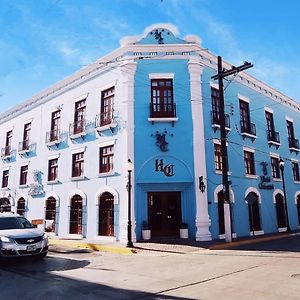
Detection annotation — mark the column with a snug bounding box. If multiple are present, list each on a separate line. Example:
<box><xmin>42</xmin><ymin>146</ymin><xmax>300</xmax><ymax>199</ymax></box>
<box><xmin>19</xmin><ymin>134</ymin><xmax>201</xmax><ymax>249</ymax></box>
<box><xmin>120</xmin><ymin>59</ymin><xmax>137</xmax><ymax>242</ymax></box>
<box><xmin>188</xmin><ymin>56</ymin><xmax>212</xmax><ymax>241</ymax></box>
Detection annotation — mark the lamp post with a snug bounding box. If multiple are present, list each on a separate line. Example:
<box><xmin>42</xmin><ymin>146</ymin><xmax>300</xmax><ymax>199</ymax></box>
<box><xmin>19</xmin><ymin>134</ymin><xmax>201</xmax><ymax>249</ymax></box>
<box><xmin>126</xmin><ymin>159</ymin><xmax>134</xmax><ymax>248</ymax></box>
<box><xmin>279</xmin><ymin>159</ymin><xmax>291</xmax><ymax>232</ymax></box>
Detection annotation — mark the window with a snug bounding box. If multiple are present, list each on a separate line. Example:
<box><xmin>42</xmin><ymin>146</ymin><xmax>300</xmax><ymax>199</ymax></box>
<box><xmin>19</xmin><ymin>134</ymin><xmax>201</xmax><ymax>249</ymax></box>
<box><xmin>211</xmin><ymin>87</ymin><xmax>221</xmax><ymax>124</ymax></box>
<box><xmin>72</xmin><ymin>100</ymin><xmax>86</xmax><ymax>134</ymax></box>
<box><xmin>265</xmin><ymin>111</ymin><xmax>279</xmax><ymax>143</ymax></box>
<box><xmin>214</xmin><ymin>144</ymin><xmax>223</xmax><ymax>171</ymax></box>
<box><xmin>239</xmin><ymin>99</ymin><xmax>255</xmax><ymax>135</ymax></box>
<box><xmin>244</xmin><ymin>151</ymin><xmax>256</xmax><ymax>175</ymax></box>
<box><xmin>48</xmin><ymin>158</ymin><xmax>58</xmax><ymax>181</ymax></box>
<box><xmin>4</xmin><ymin>130</ymin><xmax>12</xmax><ymax>156</ymax></box>
<box><xmin>99</xmin><ymin>145</ymin><xmax>114</xmax><ymax>173</ymax></box>
<box><xmin>150</xmin><ymin>79</ymin><xmax>175</xmax><ymax>118</ymax></box>
<box><xmin>72</xmin><ymin>152</ymin><xmax>84</xmax><ymax>177</ymax></box>
<box><xmin>287</xmin><ymin>120</ymin><xmax>299</xmax><ymax>149</ymax></box>
<box><xmin>100</xmin><ymin>87</ymin><xmax>114</xmax><ymax>126</ymax></box>
<box><xmin>20</xmin><ymin>165</ymin><xmax>28</xmax><ymax>185</ymax></box>
<box><xmin>2</xmin><ymin>170</ymin><xmax>9</xmax><ymax>188</ymax></box>
<box><xmin>17</xmin><ymin>199</ymin><xmax>25</xmax><ymax>216</ymax></box>
<box><xmin>271</xmin><ymin>157</ymin><xmax>280</xmax><ymax>179</ymax></box>
<box><xmin>49</xmin><ymin>110</ymin><xmax>61</xmax><ymax>142</ymax></box>
<box><xmin>292</xmin><ymin>161</ymin><xmax>300</xmax><ymax>181</ymax></box>
<box><xmin>21</xmin><ymin>123</ymin><xmax>31</xmax><ymax>150</ymax></box>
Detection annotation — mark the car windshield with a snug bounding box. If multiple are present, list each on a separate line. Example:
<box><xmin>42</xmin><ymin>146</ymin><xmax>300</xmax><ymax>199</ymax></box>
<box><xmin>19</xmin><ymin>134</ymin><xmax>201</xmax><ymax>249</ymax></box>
<box><xmin>0</xmin><ymin>217</ymin><xmax>34</xmax><ymax>230</ymax></box>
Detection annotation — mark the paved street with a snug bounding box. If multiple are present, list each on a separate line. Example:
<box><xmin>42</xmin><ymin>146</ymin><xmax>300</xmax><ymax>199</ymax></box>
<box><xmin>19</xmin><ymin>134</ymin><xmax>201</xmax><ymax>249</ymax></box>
<box><xmin>0</xmin><ymin>236</ymin><xmax>300</xmax><ymax>300</ymax></box>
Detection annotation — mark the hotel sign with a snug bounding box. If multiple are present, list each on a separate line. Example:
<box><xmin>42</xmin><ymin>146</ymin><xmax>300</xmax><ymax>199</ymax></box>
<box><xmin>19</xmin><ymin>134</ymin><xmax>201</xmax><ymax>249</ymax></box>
<box><xmin>155</xmin><ymin>159</ymin><xmax>175</xmax><ymax>177</ymax></box>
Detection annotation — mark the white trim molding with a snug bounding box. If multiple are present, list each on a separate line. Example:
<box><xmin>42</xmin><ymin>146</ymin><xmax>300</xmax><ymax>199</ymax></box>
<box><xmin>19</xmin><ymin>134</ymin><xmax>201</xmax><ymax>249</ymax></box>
<box><xmin>238</xmin><ymin>94</ymin><xmax>250</xmax><ymax>103</ymax></box>
<box><xmin>95</xmin><ymin>186</ymin><xmax>119</xmax><ymax>205</ymax></box>
<box><xmin>214</xmin><ymin>184</ymin><xmax>235</xmax><ymax>203</ymax></box>
<box><xmin>245</xmin><ymin>187</ymin><xmax>261</xmax><ymax>204</ymax></box>
<box><xmin>273</xmin><ymin>189</ymin><xmax>284</xmax><ymax>203</ymax></box>
<box><xmin>149</xmin><ymin>73</ymin><xmax>174</xmax><ymax>79</ymax></box>
<box><xmin>68</xmin><ymin>189</ymin><xmax>87</xmax><ymax>206</ymax></box>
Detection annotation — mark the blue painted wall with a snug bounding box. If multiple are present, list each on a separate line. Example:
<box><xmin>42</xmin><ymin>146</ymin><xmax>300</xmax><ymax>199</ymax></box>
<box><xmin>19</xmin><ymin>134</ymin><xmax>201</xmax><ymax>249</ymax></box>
<box><xmin>202</xmin><ymin>66</ymin><xmax>300</xmax><ymax>239</ymax></box>
<box><xmin>133</xmin><ymin>58</ymin><xmax>197</xmax><ymax>239</ymax></box>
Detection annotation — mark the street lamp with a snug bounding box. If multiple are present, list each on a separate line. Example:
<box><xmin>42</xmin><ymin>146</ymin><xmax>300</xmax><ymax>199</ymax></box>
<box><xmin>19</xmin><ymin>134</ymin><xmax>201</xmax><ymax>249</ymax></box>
<box><xmin>126</xmin><ymin>158</ymin><xmax>134</xmax><ymax>248</ymax></box>
<box><xmin>279</xmin><ymin>159</ymin><xmax>291</xmax><ymax>232</ymax></box>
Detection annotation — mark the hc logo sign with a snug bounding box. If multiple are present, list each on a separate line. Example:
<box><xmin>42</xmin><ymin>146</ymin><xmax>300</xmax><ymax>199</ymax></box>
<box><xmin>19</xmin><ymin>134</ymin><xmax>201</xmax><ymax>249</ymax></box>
<box><xmin>155</xmin><ymin>159</ymin><xmax>175</xmax><ymax>177</ymax></box>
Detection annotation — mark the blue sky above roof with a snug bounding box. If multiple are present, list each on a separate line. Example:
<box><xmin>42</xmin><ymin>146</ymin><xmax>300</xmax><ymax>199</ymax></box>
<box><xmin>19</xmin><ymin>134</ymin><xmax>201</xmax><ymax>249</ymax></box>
<box><xmin>0</xmin><ymin>0</ymin><xmax>300</xmax><ymax>112</ymax></box>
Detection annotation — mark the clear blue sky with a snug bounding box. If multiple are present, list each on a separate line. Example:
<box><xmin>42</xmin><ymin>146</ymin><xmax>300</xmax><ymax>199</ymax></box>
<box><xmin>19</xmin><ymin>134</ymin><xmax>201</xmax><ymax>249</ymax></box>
<box><xmin>1</xmin><ymin>0</ymin><xmax>300</xmax><ymax>113</ymax></box>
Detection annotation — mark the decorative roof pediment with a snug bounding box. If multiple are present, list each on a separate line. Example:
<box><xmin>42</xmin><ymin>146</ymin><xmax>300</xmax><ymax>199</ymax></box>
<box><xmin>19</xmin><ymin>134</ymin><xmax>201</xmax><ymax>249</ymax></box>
<box><xmin>120</xmin><ymin>23</ymin><xmax>186</xmax><ymax>46</ymax></box>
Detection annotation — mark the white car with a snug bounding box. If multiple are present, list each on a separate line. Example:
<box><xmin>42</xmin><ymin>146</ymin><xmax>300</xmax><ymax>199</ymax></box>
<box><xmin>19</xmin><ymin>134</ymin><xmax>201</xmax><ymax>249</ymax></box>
<box><xmin>0</xmin><ymin>212</ymin><xmax>48</xmax><ymax>259</ymax></box>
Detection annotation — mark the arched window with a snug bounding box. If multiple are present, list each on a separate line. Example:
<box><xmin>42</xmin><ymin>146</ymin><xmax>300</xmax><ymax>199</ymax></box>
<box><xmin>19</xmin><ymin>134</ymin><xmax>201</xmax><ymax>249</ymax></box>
<box><xmin>217</xmin><ymin>191</ymin><xmax>225</xmax><ymax>235</ymax></box>
<box><xmin>275</xmin><ymin>193</ymin><xmax>286</xmax><ymax>229</ymax></box>
<box><xmin>45</xmin><ymin>197</ymin><xmax>56</xmax><ymax>232</ymax></box>
<box><xmin>98</xmin><ymin>192</ymin><xmax>114</xmax><ymax>236</ymax></box>
<box><xmin>17</xmin><ymin>198</ymin><xmax>25</xmax><ymax>216</ymax></box>
<box><xmin>247</xmin><ymin>192</ymin><xmax>262</xmax><ymax>232</ymax></box>
<box><xmin>69</xmin><ymin>195</ymin><xmax>82</xmax><ymax>234</ymax></box>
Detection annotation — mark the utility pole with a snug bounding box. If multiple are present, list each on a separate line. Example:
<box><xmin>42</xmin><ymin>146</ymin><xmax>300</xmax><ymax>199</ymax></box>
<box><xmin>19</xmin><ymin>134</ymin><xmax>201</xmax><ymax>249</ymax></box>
<box><xmin>212</xmin><ymin>56</ymin><xmax>253</xmax><ymax>242</ymax></box>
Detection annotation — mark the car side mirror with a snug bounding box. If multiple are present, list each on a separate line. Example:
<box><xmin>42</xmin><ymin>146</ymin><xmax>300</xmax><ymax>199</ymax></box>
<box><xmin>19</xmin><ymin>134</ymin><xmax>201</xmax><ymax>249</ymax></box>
<box><xmin>32</xmin><ymin>224</ymin><xmax>38</xmax><ymax>228</ymax></box>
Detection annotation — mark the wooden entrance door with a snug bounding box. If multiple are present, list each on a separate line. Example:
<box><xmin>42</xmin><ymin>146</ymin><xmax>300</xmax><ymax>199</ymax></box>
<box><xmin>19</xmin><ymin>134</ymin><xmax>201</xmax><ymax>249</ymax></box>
<box><xmin>148</xmin><ymin>192</ymin><xmax>181</xmax><ymax>237</ymax></box>
<box><xmin>69</xmin><ymin>195</ymin><xmax>82</xmax><ymax>234</ymax></box>
<box><xmin>98</xmin><ymin>192</ymin><xmax>114</xmax><ymax>236</ymax></box>
<box><xmin>45</xmin><ymin>197</ymin><xmax>56</xmax><ymax>232</ymax></box>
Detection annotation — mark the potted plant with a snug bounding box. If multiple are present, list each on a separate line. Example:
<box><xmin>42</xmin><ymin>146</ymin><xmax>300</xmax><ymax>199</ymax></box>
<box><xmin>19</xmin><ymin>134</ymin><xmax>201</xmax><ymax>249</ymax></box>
<box><xmin>142</xmin><ymin>221</ymin><xmax>151</xmax><ymax>240</ymax></box>
<box><xmin>179</xmin><ymin>222</ymin><xmax>189</xmax><ymax>239</ymax></box>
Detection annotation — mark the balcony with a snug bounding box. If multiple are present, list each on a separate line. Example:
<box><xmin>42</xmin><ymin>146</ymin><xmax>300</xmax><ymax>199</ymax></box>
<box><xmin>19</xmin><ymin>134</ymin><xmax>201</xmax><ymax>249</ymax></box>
<box><xmin>148</xmin><ymin>103</ymin><xmax>178</xmax><ymax>125</ymax></box>
<box><xmin>1</xmin><ymin>146</ymin><xmax>13</xmax><ymax>160</ymax></box>
<box><xmin>289</xmin><ymin>137</ymin><xmax>300</xmax><ymax>152</ymax></box>
<box><xmin>211</xmin><ymin>110</ymin><xmax>230</xmax><ymax>132</ymax></box>
<box><xmin>240</xmin><ymin>120</ymin><xmax>256</xmax><ymax>141</ymax></box>
<box><xmin>69</xmin><ymin>120</ymin><xmax>86</xmax><ymax>139</ymax></box>
<box><xmin>95</xmin><ymin>112</ymin><xmax>117</xmax><ymax>133</ymax></box>
<box><xmin>45</xmin><ymin>129</ymin><xmax>62</xmax><ymax>147</ymax></box>
<box><xmin>18</xmin><ymin>139</ymin><xmax>31</xmax><ymax>155</ymax></box>
<box><xmin>267</xmin><ymin>129</ymin><xmax>280</xmax><ymax>148</ymax></box>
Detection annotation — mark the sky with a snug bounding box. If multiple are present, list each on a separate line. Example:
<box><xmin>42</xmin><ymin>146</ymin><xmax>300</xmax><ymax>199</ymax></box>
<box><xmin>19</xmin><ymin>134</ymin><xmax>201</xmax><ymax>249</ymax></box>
<box><xmin>1</xmin><ymin>0</ymin><xmax>300</xmax><ymax>113</ymax></box>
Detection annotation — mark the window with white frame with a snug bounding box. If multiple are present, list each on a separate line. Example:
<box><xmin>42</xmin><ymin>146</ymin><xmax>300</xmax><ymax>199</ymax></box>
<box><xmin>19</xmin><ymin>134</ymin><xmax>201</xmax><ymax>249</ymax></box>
<box><xmin>214</xmin><ymin>143</ymin><xmax>223</xmax><ymax>171</ymax></box>
<box><xmin>244</xmin><ymin>150</ymin><xmax>256</xmax><ymax>175</ymax></box>
<box><xmin>72</xmin><ymin>152</ymin><xmax>84</xmax><ymax>178</ymax></box>
<box><xmin>99</xmin><ymin>145</ymin><xmax>114</xmax><ymax>173</ymax></box>
<box><xmin>271</xmin><ymin>156</ymin><xmax>280</xmax><ymax>179</ymax></box>
<box><xmin>48</xmin><ymin>158</ymin><xmax>58</xmax><ymax>181</ymax></box>
<box><xmin>2</xmin><ymin>170</ymin><xmax>9</xmax><ymax>188</ymax></box>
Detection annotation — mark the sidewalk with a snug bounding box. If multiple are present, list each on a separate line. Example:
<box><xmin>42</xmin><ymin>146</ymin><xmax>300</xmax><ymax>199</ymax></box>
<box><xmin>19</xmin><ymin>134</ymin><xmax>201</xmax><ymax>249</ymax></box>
<box><xmin>48</xmin><ymin>231</ymin><xmax>299</xmax><ymax>255</ymax></box>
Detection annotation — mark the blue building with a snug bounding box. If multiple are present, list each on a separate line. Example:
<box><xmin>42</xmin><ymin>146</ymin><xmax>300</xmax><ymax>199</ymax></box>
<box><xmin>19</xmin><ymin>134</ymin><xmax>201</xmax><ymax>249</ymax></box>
<box><xmin>0</xmin><ymin>24</ymin><xmax>299</xmax><ymax>242</ymax></box>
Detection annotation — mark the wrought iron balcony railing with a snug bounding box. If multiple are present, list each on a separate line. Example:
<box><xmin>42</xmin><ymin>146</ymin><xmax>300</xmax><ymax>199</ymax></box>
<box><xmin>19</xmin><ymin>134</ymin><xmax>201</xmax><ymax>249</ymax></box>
<box><xmin>211</xmin><ymin>110</ymin><xmax>230</xmax><ymax>128</ymax></box>
<box><xmin>267</xmin><ymin>129</ymin><xmax>280</xmax><ymax>144</ymax></box>
<box><xmin>46</xmin><ymin>129</ymin><xmax>61</xmax><ymax>145</ymax></box>
<box><xmin>289</xmin><ymin>137</ymin><xmax>300</xmax><ymax>150</ymax></box>
<box><xmin>240</xmin><ymin>120</ymin><xmax>256</xmax><ymax>136</ymax></box>
<box><xmin>1</xmin><ymin>146</ymin><xmax>12</xmax><ymax>158</ymax></box>
<box><xmin>69</xmin><ymin>120</ymin><xmax>86</xmax><ymax>137</ymax></box>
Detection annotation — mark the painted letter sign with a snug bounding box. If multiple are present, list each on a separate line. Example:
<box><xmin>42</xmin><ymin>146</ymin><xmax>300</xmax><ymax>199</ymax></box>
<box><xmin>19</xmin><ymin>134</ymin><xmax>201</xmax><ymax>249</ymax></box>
<box><xmin>155</xmin><ymin>159</ymin><xmax>175</xmax><ymax>177</ymax></box>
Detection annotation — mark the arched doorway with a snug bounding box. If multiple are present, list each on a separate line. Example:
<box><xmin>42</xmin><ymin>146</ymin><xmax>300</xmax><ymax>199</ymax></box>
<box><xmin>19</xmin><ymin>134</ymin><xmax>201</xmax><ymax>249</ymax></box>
<box><xmin>246</xmin><ymin>192</ymin><xmax>262</xmax><ymax>232</ymax></box>
<box><xmin>45</xmin><ymin>197</ymin><xmax>56</xmax><ymax>232</ymax></box>
<box><xmin>17</xmin><ymin>198</ymin><xmax>25</xmax><ymax>216</ymax></box>
<box><xmin>275</xmin><ymin>193</ymin><xmax>286</xmax><ymax>229</ymax></box>
<box><xmin>217</xmin><ymin>191</ymin><xmax>225</xmax><ymax>235</ymax></box>
<box><xmin>296</xmin><ymin>195</ymin><xmax>300</xmax><ymax>226</ymax></box>
<box><xmin>98</xmin><ymin>192</ymin><xmax>114</xmax><ymax>236</ymax></box>
<box><xmin>69</xmin><ymin>195</ymin><xmax>82</xmax><ymax>234</ymax></box>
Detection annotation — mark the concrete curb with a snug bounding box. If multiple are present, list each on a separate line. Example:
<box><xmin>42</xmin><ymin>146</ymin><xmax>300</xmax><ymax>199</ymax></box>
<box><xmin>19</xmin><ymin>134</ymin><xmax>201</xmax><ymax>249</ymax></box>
<box><xmin>208</xmin><ymin>232</ymin><xmax>293</xmax><ymax>250</ymax></box>
<box><xmin>49</xmin><ymin>238</ymin><xmax>136</xmax><ymax>255</ymax></box>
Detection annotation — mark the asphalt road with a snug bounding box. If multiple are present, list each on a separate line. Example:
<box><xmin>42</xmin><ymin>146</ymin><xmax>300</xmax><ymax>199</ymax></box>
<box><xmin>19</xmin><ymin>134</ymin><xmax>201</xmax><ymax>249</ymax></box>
<box><xmin>0</xmin><ymin>235</ymin><xmax>299</xmax><ymax>300</ymax></box>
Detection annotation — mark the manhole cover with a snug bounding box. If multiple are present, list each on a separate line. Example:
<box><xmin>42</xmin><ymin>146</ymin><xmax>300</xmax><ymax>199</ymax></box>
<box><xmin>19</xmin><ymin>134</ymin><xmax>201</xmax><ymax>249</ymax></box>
<box><xmin>291</xmin><ymin>274</ymin><xmax>300</xmax><ymax>279</ymax></box>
